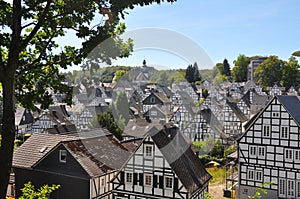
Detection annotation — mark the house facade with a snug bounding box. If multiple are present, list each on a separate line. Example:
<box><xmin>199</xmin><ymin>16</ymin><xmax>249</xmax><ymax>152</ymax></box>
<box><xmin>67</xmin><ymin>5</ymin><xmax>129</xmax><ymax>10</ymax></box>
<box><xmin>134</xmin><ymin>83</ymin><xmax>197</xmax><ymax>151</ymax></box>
<box><xmin>238</xmin><ymin>95</ymin><xmax>300</xmax><ymax>199</ymax></box>
<box><xmin>112</xmin><ymin>124</ymin><xmax>211</xmax><ymax>199</ymax></box>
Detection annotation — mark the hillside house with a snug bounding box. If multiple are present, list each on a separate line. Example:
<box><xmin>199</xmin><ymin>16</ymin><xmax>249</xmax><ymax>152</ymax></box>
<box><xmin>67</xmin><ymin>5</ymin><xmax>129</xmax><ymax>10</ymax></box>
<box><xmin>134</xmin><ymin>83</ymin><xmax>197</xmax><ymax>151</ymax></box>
<box><xmin>238</xmin><ymin>95</ymin><xmax>300</xmax><ymax>199</ymax></box>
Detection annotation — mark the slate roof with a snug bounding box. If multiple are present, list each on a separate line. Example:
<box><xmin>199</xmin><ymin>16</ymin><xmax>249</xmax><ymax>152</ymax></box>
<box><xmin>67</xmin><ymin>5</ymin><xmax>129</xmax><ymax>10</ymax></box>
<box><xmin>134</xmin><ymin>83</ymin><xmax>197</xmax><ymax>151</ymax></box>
<box><xmin>149</xmin><ymin>124</ymin><xmax>212</xmax><ymax>195</ymax></box>
<box><xmin>226</xmin><ymin>99</ymin><xmax>248</xmax><ymax>123</ymax></box>
<box><xmin>277</xmin><ymin>95</ymin><xmax>300</xmax><ymax>126</ymax></box>
<box><xmin>13</xmin><ymin>133</ymin><xmax>78</xmax><ymax>169</ymax></box>
<box><xmin>15</xmin><ymin>108</ymin><xmax>34</xmax><ymax>126</ymax></box>
<box><xmin>13</xmin><ymin>129</ymin><xmax>132</xmax><ymax>178</ymax></box>
<box><xmin>64</xmin><ymin>132</ymin><xmax>131</xmax><ymax>177</ymax></box>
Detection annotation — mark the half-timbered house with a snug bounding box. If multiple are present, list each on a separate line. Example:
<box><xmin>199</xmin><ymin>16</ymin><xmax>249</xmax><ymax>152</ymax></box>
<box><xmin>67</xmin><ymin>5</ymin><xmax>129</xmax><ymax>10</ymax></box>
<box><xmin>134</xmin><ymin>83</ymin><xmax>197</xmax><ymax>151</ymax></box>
<box><xmin>238</xmin><ymin>95</ymin><xmax>300</xmax><ymax>199</ymax></box>
<box><xmin>112</xmin><ymin>124</ymin><xmax>211</xmax><ymax>199</ymax></box>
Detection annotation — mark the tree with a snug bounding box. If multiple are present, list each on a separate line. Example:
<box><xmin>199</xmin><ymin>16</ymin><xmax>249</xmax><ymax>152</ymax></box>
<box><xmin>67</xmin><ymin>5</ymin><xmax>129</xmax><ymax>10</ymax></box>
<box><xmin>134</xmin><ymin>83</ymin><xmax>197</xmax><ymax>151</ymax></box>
<box><xmin>232</xmin><ymin>54</ymin><xmax>250</xmax><ymax>82</ymax></box>
<box><xmin>113</xmin><ymin>70</ymin><xmax>127</xmax><ymax>82</ymax></box>
<box><xmin>254</xmin><ymin>56</ymin><xmax>284</xmax><ymax>88</ymax></box>
<box><xmin>0</xmin><ymin>0</ymin><xmax>176</xmax><ymax>197</ymax></box>
<box><xmin>223</xmin><ymin>58</ymin><xmax>231</xmax><ymax>77</ymax></box>
<box><xmin>18</xmin><ymin>182</ymin><xmax>60</xmax><ymax>199</ymax></box>
<box><xmin>185</xmin><ymin>64</ymin><xmax>194</xmax><ymax>83</ymax></box>
<box><xmin>281</xmin><ymin>56</ymin><xmax>300</xmax><ymax>89</ymax></box>
<box><xmin>185</xmin><ymin>62</ymin><xmax>201</xmax><ymax>83</ymax></box>
<box><xmin>91</xmin><ymin>111</ymin><xmax>123</xmax><ymax>140</ymax></box>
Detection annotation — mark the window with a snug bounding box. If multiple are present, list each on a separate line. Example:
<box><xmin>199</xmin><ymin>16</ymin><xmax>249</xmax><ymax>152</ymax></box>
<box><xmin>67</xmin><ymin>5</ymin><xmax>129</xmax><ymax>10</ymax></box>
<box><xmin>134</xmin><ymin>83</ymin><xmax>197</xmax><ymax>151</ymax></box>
<box><xmin>248</xmin><ymin>170</ymin><xmax>254</xmax><ymax>180</ymax></box>
<box><xmin>256</xmin><ymin>171</ymin><xmax>263</xmax><ymax>182</ymax></box>
<box><xmin>101</xmin><ymin>178</ymin><xmax>105</xmax><ymax>186</ymax></box>
<box><xmin>295</xmin><ymin>150</ymin><xmax>300</xmax><ymax>162</ymax></box>
<box><xmin>150</xmin><ymin>97</ymin><xmax>156</xmax><ymax>103</ymax></box>
<box><xmin>150</xmin><ymin>111</ymin><xmax>157</xmax><ymax>116</ymax></box>
<box><xmin>144</xmin><ymin>174</ymin><xmax>152</xmax><ymax>186</ymax></box>
<box><xmin>257</xmin><ymin>146</ymin><xmax>265</xmax><ymax>158</ymax></box>
<box><xmin>297</xmin><ymin>181</ymin><xmax>300</xmax><ymax>198</ymax></box>
<box><xmin>272</xmin><ymin>112</ymin><xmax>279</xmax><ymax>117</ymax></box>
<box><xmin>249</xmin><ymin>146</ymin><xmax>256</xmax><ymax>157</ymax></box>
<box><xmin>126</xmin><ymin>173</ymin><xmax>133</xmax><ymax>183</ymax></box>
<box><xmin>285</xmin><ymin>149</ymin><xmax>293</xmax><ymax>161</ymax></box>
<box><xmin>263</xmin><ymin>125</ymin><xmax>270</xmax><ymax>137</ymax></box>
<box><xmin>281</xmin><ymin>126</ymin><xmax>289</xmax><ymax>139</ymax></box>
<box><xmin>279</xmin><ymin>179</ymin><xmax>286</xmax><ymax>197</ymax></box>
<box><xmin>287</xmin><ymin>180</ymin><xmax>295</xmax><ymax>197</ymax></box>
<box><xmin>165</xmin><ymin>176</ymin><xmax>173</xmax><ymax>189</ymax></box>
<box><xmin>59</xmin><ymin>150</ymin><xmax>67</xmax><ymax>163</ymax></box>
<box><xmin>145</xmin><ymin>145</ymin><xmax>153</xmax><ymax>158</ymax></box>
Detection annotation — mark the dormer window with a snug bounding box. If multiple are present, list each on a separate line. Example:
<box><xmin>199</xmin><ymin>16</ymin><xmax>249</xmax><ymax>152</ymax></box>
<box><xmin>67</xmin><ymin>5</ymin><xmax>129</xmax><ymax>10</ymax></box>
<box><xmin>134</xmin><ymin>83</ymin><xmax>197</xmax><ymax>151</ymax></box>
<box><xmin>59</xmin><ymin>150</ymin><xmax>67</xmax><ymax>163</ymax></box>
<box><xmin>150</xmin><ymin>96</ymin><xmax>156</xmax><ymax>103</ymax></box>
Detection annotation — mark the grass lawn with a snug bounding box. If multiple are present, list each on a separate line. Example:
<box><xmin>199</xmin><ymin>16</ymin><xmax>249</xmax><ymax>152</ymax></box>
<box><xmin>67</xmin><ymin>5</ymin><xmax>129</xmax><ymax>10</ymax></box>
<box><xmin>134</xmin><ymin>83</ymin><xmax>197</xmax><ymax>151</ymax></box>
<box><xmin>207</xmin><ymin>167</ymin><xmax>226</xmax><ymax>185</ymax></box>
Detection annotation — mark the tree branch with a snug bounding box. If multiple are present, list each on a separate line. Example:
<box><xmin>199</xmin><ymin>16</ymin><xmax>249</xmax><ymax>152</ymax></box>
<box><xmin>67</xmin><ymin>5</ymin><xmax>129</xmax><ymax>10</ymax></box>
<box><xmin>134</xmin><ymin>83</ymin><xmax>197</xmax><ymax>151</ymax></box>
<box><xmin>20</xmin><ymin>0</ymin><xmax>51</xmax><ymax>51</ymax></box>
<box><xmin>16</xmin><ymin>29</ymin><xmax>58</xmax><ymax>79</ymax></box>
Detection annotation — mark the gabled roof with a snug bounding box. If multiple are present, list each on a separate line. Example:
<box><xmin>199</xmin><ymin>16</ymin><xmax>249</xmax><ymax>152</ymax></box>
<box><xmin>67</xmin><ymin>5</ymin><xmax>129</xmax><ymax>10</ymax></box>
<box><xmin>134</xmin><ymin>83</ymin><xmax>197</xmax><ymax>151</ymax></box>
<box><xmin>13</xmin><ymin>133</ymin><xmax>78</xmax><ymax>169</ymax></box>
<box><xmin>13</xmin><ymin>129</ymin><xmax>132</xmax><ymax>178</ymax></box>
<box><xmin>239</xmin><ymin>95</ymin><xmax>300</xmax><ymax>141</ymax></box>
<box><xmin>64</xmin><ymin>132</ymin><xmax>131</xmax><ymax>177</ymax></box>
<box><xmin>226</xmin><ymin>99</ymin><xmax>248</xmax><ymax>123</ymax></box>
<box><xmin>15</xmin><ymin>108</ymin><xmax>34</xmax><ymax>126</ymax></box>
<box><xmin>277</xmin><ymin>95</ymin><xmax>300</xmax><ymax>126</ymax></box>
<box><xmin>149</xmin><ymin>124</ymin><xmax>212</xmax><ymax>195</ymax></box>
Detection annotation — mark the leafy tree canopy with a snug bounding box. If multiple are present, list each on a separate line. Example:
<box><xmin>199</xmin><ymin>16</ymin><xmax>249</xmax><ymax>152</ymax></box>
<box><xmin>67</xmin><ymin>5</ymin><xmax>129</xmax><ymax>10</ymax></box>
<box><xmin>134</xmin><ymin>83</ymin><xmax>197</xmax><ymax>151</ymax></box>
<box><xmin>232</xmin><ymin>54</ymin><xmax>250</xmax><ymax>82</ymax></box>
<box><xmin>0</xmin><ymin>0</ymin><xmax>176</xmax><ymax>197</ymax></box>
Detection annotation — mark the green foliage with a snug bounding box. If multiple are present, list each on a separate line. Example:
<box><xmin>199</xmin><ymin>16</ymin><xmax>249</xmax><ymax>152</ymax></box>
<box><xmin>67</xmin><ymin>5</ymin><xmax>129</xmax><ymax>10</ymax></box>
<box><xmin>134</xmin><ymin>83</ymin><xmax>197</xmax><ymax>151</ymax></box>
<box><xmin>223</xmin><ymin>58</ymin><xmax>231</xmax><ymax>77</ymax></box>
<box><xmin>185</xmin><ymin>62</ymin><xmax>201</xmax><ymax>83</ymax></box>
<box><xmin>224</xmin><ymin>145</ymin><xmax>237</xmax><ymax>157</ymax></box>
<box><xmin>232</xmin><ymin>54</ymin><xmax>250</xmax><ymax>82</ymax></box>
<box><xmin>254</xmin><ymin>56</ymin><xmax>284</xmax><ymax>88</ymax></box>
<box><xmin>248</xmin><ymin>182</ymin><xmax>274</xmax><ymax>199</ymax></box>
<box><xmin>92</xmin><ymin>111</ymin><xmax>123</xmax><ymax>140</ymax></box>
<box><xmin>206</xmin><ymin>167</ymin><xmax>226</xmax><ymax>185</ymax></box>
<box><xmin>150</xmin><ymin>70</ymin><xmax>185</xmax><ymax>86</ymax></box>
<box><xmin>281</xmin><ymin>56</ymin><xmax>300</xmax><ymax>89</ymax></box>
<box><xmin>18</xmin><ymin>182</ymin><xmax>60</xmax><ymax>199</ymax></box>
<box><xmin>202</xmin><ymin>88</ymin><xmax>209</xmax><ymax>99</ymax></box>
<box><xmin>209</xmin><ymin>139</ymin><xmax>224</xmax><ymax>158</ymax></box>
<box><xmin>195</xmin><ymin>98</ymin><xmax>205</xmax><ymax>106</ymax></box>
<box><xmin>113</xmin><ymin>70</ymin><xmax>127</xmax><ymax>82</ymax></box>
<box><xmin>204</xmin><ymin>192</ymin><xmax>213</xmax><ymax>199</ymax></box>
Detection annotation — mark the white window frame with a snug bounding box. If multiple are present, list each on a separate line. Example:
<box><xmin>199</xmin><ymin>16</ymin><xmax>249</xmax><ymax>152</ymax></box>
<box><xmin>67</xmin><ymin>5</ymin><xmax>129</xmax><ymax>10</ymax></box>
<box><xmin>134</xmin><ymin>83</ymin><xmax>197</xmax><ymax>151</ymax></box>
<box><xmin>279</xmin><ymin>178</ymin><xmax>286</xmax><ymax>198</ymax></box>
<box><xmin>287</xmin><ymin>179</ymin><xmax>295</xmax><ymax>198</ymax></box>
<box><xmin>164</xmin><ymin>176</ymin><xmax>173</xmax><ymax>189</ymax></box>
<box><xmin>281</xmin><ymin>126</ymin><xmax>289</xmax><ymax>139</ymax></box>
<box><xmin>144</xmin><ymin>144</ymin><xmax>153</xmax><ymax>159</ymax></box>
<box><xmin>144</xmin><ymin>174</ymin><xmax>152</xmax><ymax>187</ymax></box>
<box><xmin>249</xmin><ymin>146</ymin><xmax>256</xmax><ymax>157</ymax></box>
<box><xmin>248</xmin><ymin>170</ymin><xmax>255</xmax><ymax>180</ymax></box>
<box><xmin>257</xmin><ymin>146</ymin><xmax>265</xmax><ymax>158</ymax></box>
<box><xmin>295</xmin><ymin>150</ymin><xmax>300</xmax><ymax>163</ymax></box>
<box><xmin>256</xmin><ymin>171</ymin><xmax>263</xmax><ymax>182</ymax></box>
<box><xmin>262</xmin><ymin>125</ymin><xmax>270</xmax><ymax>137</ymax></box>
<box><xmin>296</xmin><ymin>181</ymin><xmax>300</xmax><ymax>198</ymax></box>
<box><xmin>285</xmin><ymin>149</ymin><xmax>293</xmax><ymax>161</ymax></box>
<box><xmin>59</xmin><ymin>150</ymin><xmax>67</xmax><ymax>163</ymax></box>
<box><xmin>150</xmin><ymin>96</ymin><xmax>156</xmax><ymax>103</ymax></box>
<box><xmin>272</xmin><ymin>112</ymin><xmax>279</xmax><ymax>117</ymax></box>
<box><xmin>126</xmin><ymin>172</ymin><xmax>133</xmax><ymax>184</ymax></box>
<box><xmin>150</xmin><ymin>111</ymin><xmax>157</xmax><ymax>116</ymax></box>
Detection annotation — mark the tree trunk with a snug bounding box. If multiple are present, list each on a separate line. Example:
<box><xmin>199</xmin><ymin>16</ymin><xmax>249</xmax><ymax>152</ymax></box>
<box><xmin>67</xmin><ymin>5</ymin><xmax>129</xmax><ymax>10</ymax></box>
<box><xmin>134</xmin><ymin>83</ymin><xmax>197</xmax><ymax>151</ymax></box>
<box><xmin>0</xmin><ymin>0</ymin><xmax>21</xmax><ymax>196</ymax></box>
<box><xmin>0</xmin><ymin>73</ymin><xmax>16</xmax><ymax>199</ymax></box>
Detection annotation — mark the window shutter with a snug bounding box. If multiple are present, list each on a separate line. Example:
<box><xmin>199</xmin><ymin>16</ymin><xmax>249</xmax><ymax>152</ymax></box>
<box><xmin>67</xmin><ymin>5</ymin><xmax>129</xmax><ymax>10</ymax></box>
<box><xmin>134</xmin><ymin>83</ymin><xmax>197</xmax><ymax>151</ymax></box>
<box><xmin>139</xmin><ymin>173</ymin><xmax>144</xmax><ymax>186</ymax></box>
<box><xmin>120</xmin><ymin>171</ymin><xmax>125</xmax><ymax>184</ymax></box>
<box><xmin>174</xmin><ymin>178</ymin><xmax>179</xmax><ymax>192</ymax></box>
<box><xmin>153</xmin><ymin>175</ymin><xmax>158</xmax><ymax>188</ymax></box>
<box><xmin>159</xmin><ymin>176</ymin><xmax>164</xmax><ymax>188</ymax></box>
<box><xmin>133</xmin><ymin>173</ymin><xmax>138</xmax><ymax>185</ymax></box>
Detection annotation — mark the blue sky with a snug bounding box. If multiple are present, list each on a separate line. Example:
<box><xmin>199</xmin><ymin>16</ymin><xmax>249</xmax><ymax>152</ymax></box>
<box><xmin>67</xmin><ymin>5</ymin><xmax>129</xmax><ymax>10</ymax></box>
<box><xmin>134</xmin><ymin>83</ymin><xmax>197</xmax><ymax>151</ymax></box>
<box><xmin>112</xmin><ymin>0</ymin><xmax>300</xmax><ymax>70</ymax></box>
